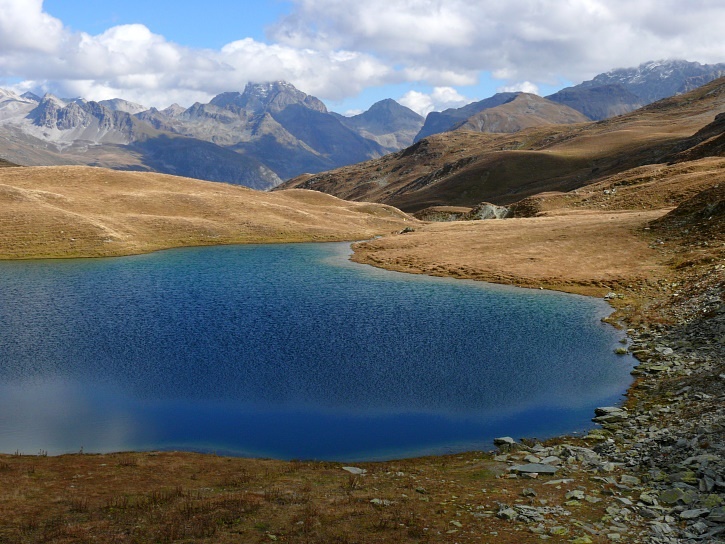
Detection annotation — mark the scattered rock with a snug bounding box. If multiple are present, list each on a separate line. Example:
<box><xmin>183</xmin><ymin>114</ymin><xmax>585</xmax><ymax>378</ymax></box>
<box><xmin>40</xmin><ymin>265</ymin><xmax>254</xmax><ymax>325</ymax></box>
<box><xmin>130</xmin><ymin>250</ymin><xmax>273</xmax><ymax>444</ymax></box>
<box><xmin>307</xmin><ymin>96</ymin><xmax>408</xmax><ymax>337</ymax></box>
<box><xmin>510</xmin><ymin>463</ymin><xmax>559</xmax><ymax>475</ymax></box>
<box><xmin>497</xmin><ymin>508</ymin><xmax>518</xmax><ymax>521</ymax></box>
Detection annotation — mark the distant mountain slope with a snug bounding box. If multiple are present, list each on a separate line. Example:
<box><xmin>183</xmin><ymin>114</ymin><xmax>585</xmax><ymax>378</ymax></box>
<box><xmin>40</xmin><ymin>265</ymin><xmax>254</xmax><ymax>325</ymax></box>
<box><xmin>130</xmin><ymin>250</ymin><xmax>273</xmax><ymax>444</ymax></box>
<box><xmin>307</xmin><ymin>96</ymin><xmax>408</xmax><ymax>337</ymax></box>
<box><xmin>452</xmin><ymin>93</ymin><xmax>589</xmax><ymax>133</ymax></box>
<box><xmin>2</xmin><ymin>61</ymin><xmax>723</xmax><ymax>188</ymax></box>
<box><xmin>580</xmin><ymin>60</ymin><xmax>725</xmax><ymax>103</ymax></box>
<box><xmin>335</xmin><ymin>99</ymin><xmax>424</xmax><ymax>151</ymax></box>
<box><xmin>545</xmin><ymin>84</ymin><xmax>644</xmax><ymax>121</ymax></box>
<box><xmin>0</xmin><ymin>89</ymin><xmax>282</xmax><ymax>190</ymax></box>
<box><xmin>414</xmin><ymin>93</ymin><xmax>520</xmax><ymax>141</ymax></box>
<box><xmin>26</xmin><ymin>94</ymin><xmax>147</xmax><ymax>145</ymax></box>
<box><xmin>129</xmin><ymin>135</ymin><xmax>282</xmax><ymax>190</ymax></box>
<box><xmin>279</xmin><ymin>77</ymin><xmax>725</xmax><ymax>212</ymax></box>
<box><xmin>547</xmin><ymin>60</ymin><xmax>725</xmax><ymax>120</ymax></box>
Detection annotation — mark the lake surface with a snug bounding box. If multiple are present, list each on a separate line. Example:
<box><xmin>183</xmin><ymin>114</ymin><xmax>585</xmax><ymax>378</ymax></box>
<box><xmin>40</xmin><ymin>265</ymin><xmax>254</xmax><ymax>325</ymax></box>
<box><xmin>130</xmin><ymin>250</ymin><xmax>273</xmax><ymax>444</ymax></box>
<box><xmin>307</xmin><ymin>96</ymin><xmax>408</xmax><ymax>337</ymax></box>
<box><xmin>0</xmin><ymin>243</ymin><xmax>633</xmax><ymax>460</ymax></box>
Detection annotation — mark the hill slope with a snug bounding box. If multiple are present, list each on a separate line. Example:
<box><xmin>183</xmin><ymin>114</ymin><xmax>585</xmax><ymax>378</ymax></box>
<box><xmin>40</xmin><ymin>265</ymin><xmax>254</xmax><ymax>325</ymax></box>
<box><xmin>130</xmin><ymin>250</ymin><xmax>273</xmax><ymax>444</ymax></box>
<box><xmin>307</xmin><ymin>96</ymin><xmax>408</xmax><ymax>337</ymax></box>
<box><xmin>414</xmin><ymin>92</ymin><xmax>519</xmax><ymax>141</ymax></box>
<box><xmin>452</xmin><ymin>93</ymin><xmax>589</xmax><ymax>133</ymax></box>
<box><xmin>0</xmin><ymin>166</ymin><xmax>414</xmax><ymax>259</ymax></box>
<box><xmin>280</xmin><ymin>77</ymin><xmax>725</xmax><ymax>212</ymax></box>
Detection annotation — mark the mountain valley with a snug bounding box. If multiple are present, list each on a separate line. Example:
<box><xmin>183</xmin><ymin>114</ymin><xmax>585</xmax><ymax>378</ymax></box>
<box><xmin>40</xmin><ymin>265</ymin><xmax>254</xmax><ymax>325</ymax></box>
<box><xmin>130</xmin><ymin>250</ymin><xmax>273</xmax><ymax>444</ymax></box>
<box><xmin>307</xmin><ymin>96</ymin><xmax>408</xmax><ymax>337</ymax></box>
<box><xmin>0</xmin><ymin>59</ymin><xmax>724</xmax><ymax>544</ymax></box>
<box><xmin>281</xmin><ymin>76</ymin><xmax>725</xmax><ymax>212</ymax></box>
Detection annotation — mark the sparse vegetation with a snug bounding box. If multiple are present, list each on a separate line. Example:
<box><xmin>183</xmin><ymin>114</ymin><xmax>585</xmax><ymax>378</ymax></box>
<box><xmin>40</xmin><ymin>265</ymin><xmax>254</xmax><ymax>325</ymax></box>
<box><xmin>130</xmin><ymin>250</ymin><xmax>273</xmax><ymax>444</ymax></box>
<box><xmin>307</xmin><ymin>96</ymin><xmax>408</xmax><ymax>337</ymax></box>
<box><xmin>0</xmin><ymin>450</ymin><xmax>620</xmax><ymax>543</ymax></box>
<box><xmin>0</xmin><ymin>77</ymin><xmax>722</xmax><ymax>543</ymax></box>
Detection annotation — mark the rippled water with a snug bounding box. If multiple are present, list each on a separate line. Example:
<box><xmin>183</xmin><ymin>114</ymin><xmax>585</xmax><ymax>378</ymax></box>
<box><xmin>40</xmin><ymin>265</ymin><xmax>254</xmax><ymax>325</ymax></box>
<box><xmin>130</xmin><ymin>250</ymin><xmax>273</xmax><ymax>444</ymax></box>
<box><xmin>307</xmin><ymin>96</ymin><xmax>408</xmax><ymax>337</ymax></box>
<box><xmin>0</xmin><ymin>243</ymin><xmax>633</xmax><ymax>460</ymax></box>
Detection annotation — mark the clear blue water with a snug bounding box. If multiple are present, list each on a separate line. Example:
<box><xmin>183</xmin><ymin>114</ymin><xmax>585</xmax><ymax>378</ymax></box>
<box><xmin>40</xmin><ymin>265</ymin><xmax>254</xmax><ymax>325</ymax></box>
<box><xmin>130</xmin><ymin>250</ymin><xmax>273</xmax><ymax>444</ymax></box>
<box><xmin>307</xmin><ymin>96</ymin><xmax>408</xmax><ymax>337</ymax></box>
<box><xmin>0</xmin><ymin>243</ymin><xmax>633</xmax><ymax>460</ymax></box>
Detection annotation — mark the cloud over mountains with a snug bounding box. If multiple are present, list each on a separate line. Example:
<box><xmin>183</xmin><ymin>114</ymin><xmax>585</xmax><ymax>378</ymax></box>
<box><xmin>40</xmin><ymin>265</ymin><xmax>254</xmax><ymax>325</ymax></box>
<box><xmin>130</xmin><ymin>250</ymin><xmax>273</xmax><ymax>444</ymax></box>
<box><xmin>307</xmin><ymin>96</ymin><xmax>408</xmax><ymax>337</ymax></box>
<box><xmin>1</xmin><ymin>0</ymin><xmax>724</xmax><ymax>113</ymax></box>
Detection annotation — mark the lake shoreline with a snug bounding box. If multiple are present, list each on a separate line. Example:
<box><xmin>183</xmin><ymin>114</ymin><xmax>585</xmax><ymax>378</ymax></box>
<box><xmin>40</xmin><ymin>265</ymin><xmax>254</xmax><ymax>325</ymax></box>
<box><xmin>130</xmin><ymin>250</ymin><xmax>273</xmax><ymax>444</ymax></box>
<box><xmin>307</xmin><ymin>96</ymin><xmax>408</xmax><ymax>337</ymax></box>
<box><xmin>1</xmin><ymin>207</ymin><xmax>723</xmax><ymax>541</ymax></box>
<box><xmin>0</xmin><ymin>242</ymin><xmax>633</xmax><ymax>461</ymax></box>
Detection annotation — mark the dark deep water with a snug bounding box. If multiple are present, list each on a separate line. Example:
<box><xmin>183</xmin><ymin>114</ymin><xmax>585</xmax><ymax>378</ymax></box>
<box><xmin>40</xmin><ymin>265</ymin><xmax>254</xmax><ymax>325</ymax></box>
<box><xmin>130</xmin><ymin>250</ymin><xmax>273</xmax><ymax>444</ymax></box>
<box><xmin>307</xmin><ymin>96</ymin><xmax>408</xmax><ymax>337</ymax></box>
<box><xmin>0</xmin><ymin>243</ymin><xmax>633</xmax><ymax>460</ymax></box>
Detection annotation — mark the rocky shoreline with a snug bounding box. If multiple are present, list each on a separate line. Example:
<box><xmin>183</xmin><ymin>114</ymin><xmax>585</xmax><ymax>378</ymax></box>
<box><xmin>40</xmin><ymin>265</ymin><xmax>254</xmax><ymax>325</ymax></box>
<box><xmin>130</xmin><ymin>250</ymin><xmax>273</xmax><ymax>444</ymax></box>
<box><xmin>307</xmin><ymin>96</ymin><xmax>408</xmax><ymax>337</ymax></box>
<box><xmin>487</xmin><ymin>269</ymin><xmax>724</xmax><ymax>543</ymax></box>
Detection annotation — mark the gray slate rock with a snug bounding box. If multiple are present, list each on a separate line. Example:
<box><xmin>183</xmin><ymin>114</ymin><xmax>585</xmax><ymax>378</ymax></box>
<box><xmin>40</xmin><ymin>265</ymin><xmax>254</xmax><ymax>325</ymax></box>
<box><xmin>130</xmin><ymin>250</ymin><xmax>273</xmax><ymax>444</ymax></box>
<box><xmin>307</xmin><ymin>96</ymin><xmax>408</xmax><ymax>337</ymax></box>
<box><xmin>510</xmin><ymin>463</ymin><xmax>559</xmax><ymax>475</ymax></box>
<box><xmin>679</xmin><ymin>508</ymin><xmax>709</xmax><ymax>519</ymax></box>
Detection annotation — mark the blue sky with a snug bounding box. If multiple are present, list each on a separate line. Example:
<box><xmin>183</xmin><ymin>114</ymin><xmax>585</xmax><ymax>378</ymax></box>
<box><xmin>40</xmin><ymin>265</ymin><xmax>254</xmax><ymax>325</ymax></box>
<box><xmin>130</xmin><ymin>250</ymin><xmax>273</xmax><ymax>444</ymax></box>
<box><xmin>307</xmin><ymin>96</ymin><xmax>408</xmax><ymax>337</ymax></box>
<box><xmin>2</xmin><ymin>1</ymin><xmax>723</xmax><ymax>115</ymax></box>
<box><xmin>43</xmin><ymin>0</ymin><xmax>292</xmax><ymax>48</ymax></box>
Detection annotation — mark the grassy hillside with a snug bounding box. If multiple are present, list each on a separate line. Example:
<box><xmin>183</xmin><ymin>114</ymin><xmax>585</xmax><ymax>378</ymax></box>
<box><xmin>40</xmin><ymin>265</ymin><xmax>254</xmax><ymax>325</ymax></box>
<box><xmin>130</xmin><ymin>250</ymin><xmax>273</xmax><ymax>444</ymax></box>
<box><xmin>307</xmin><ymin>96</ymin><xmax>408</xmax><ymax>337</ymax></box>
<box><xmin>0</xmin><ymin>166</ymin><xmax>414</xmax><ymax>259</ymax></box>
<box><xmin>281</xmin><ymin>77</ymin><xmax>725</xmax><ymax>212</ymax></box>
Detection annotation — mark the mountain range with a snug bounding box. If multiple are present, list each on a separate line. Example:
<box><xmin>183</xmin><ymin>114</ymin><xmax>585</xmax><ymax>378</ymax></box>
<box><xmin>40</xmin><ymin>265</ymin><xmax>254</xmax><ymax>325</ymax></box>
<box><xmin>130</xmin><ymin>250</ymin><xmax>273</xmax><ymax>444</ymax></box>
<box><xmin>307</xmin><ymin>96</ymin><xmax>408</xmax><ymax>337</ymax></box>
<box><xmin>0</xmin><ymin>60</ymin><xmax>723</xmax><ymax>191</ymax></box>
<box><xmin>280</xmin><ymin>75</ymin><xmax>725</xmax><ymax>212</ymax></box>
<box><xmin>413</xmin><ymin>60</ymin><xmax>725</xmax><ymax>141</ymax></box>
<box><xmin>0</xmin><ymin>82</ymin><xmax>423</xmax><ymax>190</ymax></box>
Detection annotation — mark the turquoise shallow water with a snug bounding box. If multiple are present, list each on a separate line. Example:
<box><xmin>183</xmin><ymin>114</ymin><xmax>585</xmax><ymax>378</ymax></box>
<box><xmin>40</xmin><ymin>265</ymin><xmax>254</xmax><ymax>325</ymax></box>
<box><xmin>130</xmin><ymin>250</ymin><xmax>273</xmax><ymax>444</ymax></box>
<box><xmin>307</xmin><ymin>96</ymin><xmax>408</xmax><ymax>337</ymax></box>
<box><xmin>0</xmin><ymin>243</ymin><xmax>633</xmax><ymax>460</ymax></box>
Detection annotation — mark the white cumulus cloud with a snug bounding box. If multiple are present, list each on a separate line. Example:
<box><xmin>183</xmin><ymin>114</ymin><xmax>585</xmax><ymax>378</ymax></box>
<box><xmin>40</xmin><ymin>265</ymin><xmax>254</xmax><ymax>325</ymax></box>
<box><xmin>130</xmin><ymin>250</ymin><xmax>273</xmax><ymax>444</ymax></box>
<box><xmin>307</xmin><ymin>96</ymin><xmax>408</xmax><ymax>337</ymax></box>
<box><xmin>497</xmin><ymin>81</ymin><xmax>540</xmax><ymax>95</ymax></box>
<box><xmin>0</xmin><ymin>0</ymin><xmax>724</xmax><ymax>111</ymax></box>
<box><xmin>0</xmin><ymin>0</ymin><xmax>392</xmax><ymax>107</ymax></box>
<box><xmin>274</xmin><ymin>0</ymin><xmax>725</xmax><ymax>89</ymax></box>
<box><xmin>399</xmin><ymin>87</ymin><xmax>472</xmax><ymax>116</ymax></box>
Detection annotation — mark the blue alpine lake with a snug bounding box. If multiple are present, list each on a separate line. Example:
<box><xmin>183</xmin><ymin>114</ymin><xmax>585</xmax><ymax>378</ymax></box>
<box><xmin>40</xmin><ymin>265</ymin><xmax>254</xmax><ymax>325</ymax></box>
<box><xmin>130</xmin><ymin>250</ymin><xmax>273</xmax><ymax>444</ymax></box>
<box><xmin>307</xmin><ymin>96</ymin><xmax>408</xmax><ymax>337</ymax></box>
<box><xmin>0</xmin><ymin>243</ymin><xmax>634</xmax><ymax>460</ymax></box>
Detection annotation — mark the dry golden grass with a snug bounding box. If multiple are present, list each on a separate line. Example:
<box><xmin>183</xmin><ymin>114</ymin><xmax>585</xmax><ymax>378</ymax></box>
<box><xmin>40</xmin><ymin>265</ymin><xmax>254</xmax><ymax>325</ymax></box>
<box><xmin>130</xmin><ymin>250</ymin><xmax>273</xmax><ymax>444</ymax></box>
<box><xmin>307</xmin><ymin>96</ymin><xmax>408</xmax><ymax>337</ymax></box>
<box><xmin>0</xmin><ymin>166</ymin><xmax>415</xmax><ymax>259</ymax></box>
<box><xmin>353</xmin><ymin>156</ymin><xmax>725</xmax><ymax>299</ymax></box>
<box><xmin>0</xmin><ymin>449</ymin><xmax>618</xmax><ymax>544</ymax></box>
<box><xmin>510</xmin><ymin>157</ymin><xmax>725</xmax><ymax>215</ymax></box>
<box><xmin>353</xmin><ymin>209</ymin><xmax>668</xmax><ymax>298</ymax></box>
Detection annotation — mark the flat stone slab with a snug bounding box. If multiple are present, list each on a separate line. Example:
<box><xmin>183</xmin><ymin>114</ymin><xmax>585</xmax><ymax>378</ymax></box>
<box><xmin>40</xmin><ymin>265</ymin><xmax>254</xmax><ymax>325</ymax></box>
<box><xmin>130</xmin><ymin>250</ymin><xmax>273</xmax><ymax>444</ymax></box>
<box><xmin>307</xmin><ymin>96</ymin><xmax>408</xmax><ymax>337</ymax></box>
<box><xmin>679</xmin><ymin>508</ymin><xmax>710</xmax><ymax>520</ymax></box>
<box><xmin>510</xmin><ymin>463</ymin><xmax>559</xmax><ymax>475</ymax></box>
<box><xmin>342</xmin><ymin>466</ymin><xmax>367</xmax><ymax>475</ymax></box>
<box><xmin>539</xmin><ymin>456</ymin><xmax>562</xmax><ymax>465</ymax></box>
<box><xmin>594</xmin><ymin>406</ymin><xmax>627</xmax><ymax>416</ymax></box>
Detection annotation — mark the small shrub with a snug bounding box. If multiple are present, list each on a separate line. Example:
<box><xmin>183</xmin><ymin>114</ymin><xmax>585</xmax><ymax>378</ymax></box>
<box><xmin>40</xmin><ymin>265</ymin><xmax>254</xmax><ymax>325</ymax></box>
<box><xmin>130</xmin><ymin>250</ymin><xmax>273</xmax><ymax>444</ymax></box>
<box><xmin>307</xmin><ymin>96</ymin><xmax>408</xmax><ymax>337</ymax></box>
<box><xmin>117</xmin><ymin>456</ymin><xmax>138</xmax><ymax>467</ymax></box>
<box><xmin>105</xmin><ymin>494</ymin><xmax>130</xmax><ymax>510</ymax></box>
<box><xmin>343</xmin><ymin>474</ymin><xmax>363</xmax><ymax>492</ymax></box>
<box><xmin>69</xmin><ymin>496</ymin><xmax>90</xmax><ymax>513</ymax></box>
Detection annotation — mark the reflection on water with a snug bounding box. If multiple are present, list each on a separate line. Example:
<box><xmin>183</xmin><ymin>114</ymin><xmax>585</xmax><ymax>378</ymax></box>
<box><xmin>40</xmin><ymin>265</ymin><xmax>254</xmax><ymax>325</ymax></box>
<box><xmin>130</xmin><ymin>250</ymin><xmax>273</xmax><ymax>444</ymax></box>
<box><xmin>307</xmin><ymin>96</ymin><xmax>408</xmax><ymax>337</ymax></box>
<box><xmin>0</xmin><ymin>243</ymin><xmax>634</xmax><ymax>460</ymax></box>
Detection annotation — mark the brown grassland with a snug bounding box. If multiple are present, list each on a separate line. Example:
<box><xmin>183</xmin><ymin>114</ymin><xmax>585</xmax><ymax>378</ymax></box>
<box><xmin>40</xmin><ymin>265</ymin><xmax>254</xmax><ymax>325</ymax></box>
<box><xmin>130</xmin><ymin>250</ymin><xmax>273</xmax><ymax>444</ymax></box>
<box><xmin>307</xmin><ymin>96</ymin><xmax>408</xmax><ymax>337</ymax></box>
<box><xmin>0</xmin><ymin>107</ymin><xmax>723</xmax><ymax>540</ymax></box>
<box><xmin>281</xmin><ymin>77</ymin><xmax>725</xmax><ymax>212</ymax></box>
<box><xmin>0</xmin><ymin>163</ymin><xmax>722</xmax><ymax>542</ymax></box>
<box><xmin>0</xmin><ymin>165</ymin><xmax>414</xmax><ymax>260</ymax></box>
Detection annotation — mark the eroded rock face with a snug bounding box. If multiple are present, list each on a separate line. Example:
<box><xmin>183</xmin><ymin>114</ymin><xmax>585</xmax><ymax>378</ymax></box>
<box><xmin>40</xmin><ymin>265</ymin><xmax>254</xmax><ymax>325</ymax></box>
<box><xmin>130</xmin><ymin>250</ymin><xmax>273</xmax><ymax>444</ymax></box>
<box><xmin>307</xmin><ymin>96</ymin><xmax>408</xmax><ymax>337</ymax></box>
<box><xmin>465</xmin><ymin>202</ymin><xmax>510</xmax><ymax>220</ymax></box>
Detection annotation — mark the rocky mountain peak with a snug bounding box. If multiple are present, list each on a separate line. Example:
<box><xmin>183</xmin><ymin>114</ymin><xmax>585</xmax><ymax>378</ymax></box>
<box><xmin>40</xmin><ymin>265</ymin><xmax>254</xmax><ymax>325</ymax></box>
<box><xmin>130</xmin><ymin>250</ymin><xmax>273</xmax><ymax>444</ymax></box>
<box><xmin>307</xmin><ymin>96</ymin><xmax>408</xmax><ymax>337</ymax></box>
<box><xmin>19</xmin><ymin>91</ymin><xmax>41</xmax><ymax>102</ymax></box>
<box><xmin>0</xmin><ymin>89</ymin><xmax>37</xmax><ymax>108</ymax></box>
<box><xmin>161</xmin><ymin>103</ymin><xmax>186</xmax><ymax>117</ymax></box>
<box><xmin>0</xmin><ymin>89</ymin><xmax>38</xmax><ymax>120</ymax></box>
<box><xmin>209</xmin><ymin>81</ymin><xmax>328</xmax><ymax>115</ymax></box>
<box><xmin>38</xmin><ymin>93</ymin><xmax>67</xmax><ymax>108</ymax></box>
<box><xmin>584</xmin><ymin>59</ymin><xmax>725</xmax><ymax>103</ymax></box>
<box><xmin>0</xmin><ymin>88</ymin><xmax>20</xmax><ymax>101</ymax></box>
<box><xmin>99</xmin><ymin>98</ymin><xmax>148</xmax><ymax>115</ymax></box>
<box><xmin>367</xmin><ymin>98</ymin><xmax>411</xmax><ymax>114</ymax></box>
<box><xmin>347</xmin><ymin>99</ymin><xmax>423</xmax><ymax>129</ymax></box>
